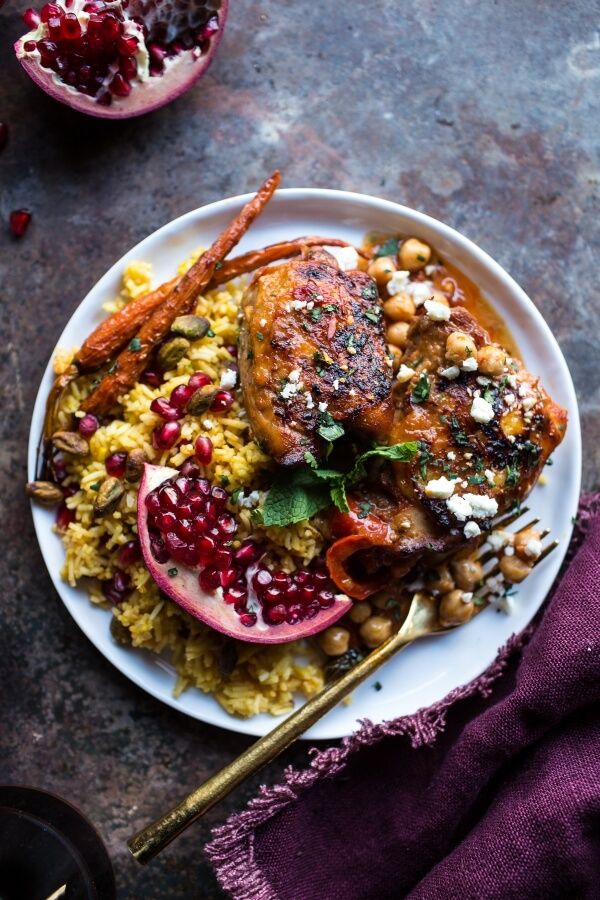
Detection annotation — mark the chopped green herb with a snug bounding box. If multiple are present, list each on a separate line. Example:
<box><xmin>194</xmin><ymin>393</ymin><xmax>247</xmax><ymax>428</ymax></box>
<box><xmin>546</xmin><ymin>457</ymin><xmax>554</xmax><ymax>467</ymax></box>
<box><xmin>231</xmin><ymin>487</ymin><xmax>243</xmax><ymax>504</ymax></box>
<box><xmin>316</xmin><ymin>411</ymin><xmax>345</xmax><ymax>443</ymax></box>
<box><xmin>571</xmin><ymin>514</ymin><xmax>579</xmax><ymax>527</ymax></box>
<box><xmin>505</xmin><ymin>463</ymin><xmax>519</xmax><ymax>486</ymax></box>
<box><xmin>168</xmin><ymin>567</ymin><xmax>178</xmax><ymax>578</ymax></box>
<box><xmin>473</xmin><ymin>596</ymin><xmax>486</xmax><ymax>607</ymax></box>
<box><xmin>483</xmin><ymin>385</ymin><xmax>496</xmax><ymax>404</ymax></box>
<box><xmin>220</xmin><ymin>474</ymin><xmax>230</xmax><ymax>487</ymax></box>
<box><xmin>373</xmin><ymin>681</ymin><xmax>383</xmax><ymax>691</ymax></box>
<box><xmin>361</xmin><ymin>282</ymin><xmax>379</xmax><ymax>301</ymax></box>
<box><xmin>310</xmin><ymin>307</ymin><xmax>322</xmax><ymax>323</ymax></box>
<box><xmin>375</xmin><ymin>238</ymin><xmax>399</xmax><ymax>258</ymax></box>
<box><xmin>468</xmin><ymin>474</ymin><xmax>487</xmax><ymax>486</ymax></box>
<box><xmin>323</xmin><ymin>304</ymin><xmax>338</xmax><ymax>313</ymax></box>
<box><xmin>411</xmin><ymin>373</ymin><xmax>430</xmax><ymax>404</ymax></box>
<box><xmin>206</xmin><ymin>328</ymin><xmax>215</xmax><ymax>338</ymax></box>
<box><xmin>108</xmin><ymin>362</ymin><xmax>118</xmax><ymax>375</ymax></box>
<box><xmin>365</xmin><ymin>309</ymin><xmax>381</xmax><ymax>324</ymax></box>
<box><xmin>418</xmin><ymin>441</ymin><xmax>435</xmax><ymax>480</ymax></box>
<box><xmin>256</xmin><ymin>332</ymin><xmax>264</xmax><ymax>342</ymax></box>
<box><xmin>128</xmin><ymin>337</ymin><xmax>141</xmax><ymax>352</ymax></box>
<box><xmin>215</xmin><ymin>261</ymin><xmax>223</xmax><ymax>270</ymax></box>
<box><xmin>246</xmin><ymin>349</ymin><xmax>253</xmax><ymax>361</ymax></box>
<box><xmin>90</xmin><ymin>482</ymin><xmax>101</xmax><ymax>491</ymax></box>
<box><xmin>357</xmin><ymin>500</ymin><xmax>372</xmax><ymax>519</ymax></box>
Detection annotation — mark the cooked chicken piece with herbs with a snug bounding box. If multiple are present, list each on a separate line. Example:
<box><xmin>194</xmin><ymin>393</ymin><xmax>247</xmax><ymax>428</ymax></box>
<box><xmin>326</xmin><ymin>306</ymin><xmax>567</xmax><ymax>598</ymax></box>
<box><xmin>239</xmin><ymin>247</ymin><xmax>394</xmax><ymax>465</ymax></box>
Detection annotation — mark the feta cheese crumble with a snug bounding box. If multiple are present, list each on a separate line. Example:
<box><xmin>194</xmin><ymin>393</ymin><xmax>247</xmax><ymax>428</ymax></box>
<box><xmin>326</xmin><ymin>245</ymin><xmax>359</xmax><ymax>271</ymax></box>
<box><xmin>386</xmin><ymin>270</ymin><xmax>411</xmax><ymax>296</ymax></box>
<box><xmin>461</xmin><ymin>356</ymin><xmax>478</xmax><ymax>372</ymax></box>
<box><xmin>471</xmin><ymin>395</ymin><xmax>495</xmax><ymax>424</ymax></box>
<box><xmin>424</xmin><ymin>476</ymin><xmax>457</xmax><ymax>500</ymax></box>
<box><xmin>440</xmin><ymin>365</ymin><xmax>460</xmax><ymax>380</ymax></box>
<box><xmin>463</xmin><ymin>521</ymin><xmax>481</xmax><ymax>539</ymax></box>
<box><xmin>219</xmin><ymin>368</ymin><xmax>237</xmax><ymax>390</ymax></box>
<box><xmin>446</xmin><ymin>492</ymin><xmax>498</xmax><ymax>521</ymax></box>
<box><xmin>524</xmin><ymin>538</ymin><xmax>543</xmax><ymax>559</ymax></box>
<box><xmin>406</xmin><ymin>281</ymin><xmax>434</xmax><ymax>306</ymax></box>
<box><xmin>446</xmin><ymin>494</ymin><xmax>473</xmax><ymax>521</ymax></box>
<box><xmin>424</xmin><ymin>298</ymin><xmax>451</xmax><ymax>321</ymax></box>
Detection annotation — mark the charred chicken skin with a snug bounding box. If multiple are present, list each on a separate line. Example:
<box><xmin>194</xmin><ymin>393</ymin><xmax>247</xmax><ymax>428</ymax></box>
<box><xmin>327</xmin><ymin>306</ymin><xmax>567</xmax><ymax>598</ymax></box>
<box><xmin>239</xmin><ymin>247</ymin><xmax>394</xmax><ymax>465</ymax></box>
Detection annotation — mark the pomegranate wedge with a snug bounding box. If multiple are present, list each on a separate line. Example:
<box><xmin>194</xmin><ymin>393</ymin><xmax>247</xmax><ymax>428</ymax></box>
<box><xmin>138</xmin><ymin>464</ymin><xmax>352</xmax><ymax>644</ymax></box>
<box><xmin>15</xmin><ymin>0</ymin><xmax>228</xmax><ymax>120</ymax></box>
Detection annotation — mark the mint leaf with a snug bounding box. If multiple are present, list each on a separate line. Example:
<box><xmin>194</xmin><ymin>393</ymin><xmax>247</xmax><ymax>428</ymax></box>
<box><xmin>374</xmin><ymin>238</ymin><xmax>399</xmax><ymax>258</ymax></box>
<box><xmin>411</xmin><ymin>373</ymin><xmax>430</xmax><ymax>404</ymax></box>
<box><xmin>329</xmin><ymin>480</ymin><xmax>349</xmax><ymax>512</ymax></box>
<box><xmin>347</xmin><ymin>441</ymin><xmax>418</xmax><ymax>483</ymax></box>
<box><xmin>259</xmin><ymin>469</ymin><xmax>330</xmax><ymax>526</ymax></box>
<box><xmin>316</xmin><ymin>411</ymin><xmax>344</xmax><ymax>443</ymax></box>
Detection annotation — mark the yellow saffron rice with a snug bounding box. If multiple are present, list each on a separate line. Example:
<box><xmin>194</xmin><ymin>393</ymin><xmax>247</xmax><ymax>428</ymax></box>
<box><xmin>54</xmin><ymin>257</ymin><xmax>325</xmax><ymax>717</ymax></box>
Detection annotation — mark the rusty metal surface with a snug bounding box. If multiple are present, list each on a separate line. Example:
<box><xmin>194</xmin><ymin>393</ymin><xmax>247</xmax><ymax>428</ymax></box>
<box><xmin>0</xmin><ymin>1</ymin><xmax>598</xmax><ymax>897</ymax></box>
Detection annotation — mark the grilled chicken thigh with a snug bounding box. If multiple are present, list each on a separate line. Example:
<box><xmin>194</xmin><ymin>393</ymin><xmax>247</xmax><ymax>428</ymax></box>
<box><xmin>327</xmin><ymin>306</ymin><xmax>567</xmax><ymax>598</ymax></box>
<box><xmin>239</xmin><ymin>248</ymin><xmax>394</xmax><ymax>465</ymax></box>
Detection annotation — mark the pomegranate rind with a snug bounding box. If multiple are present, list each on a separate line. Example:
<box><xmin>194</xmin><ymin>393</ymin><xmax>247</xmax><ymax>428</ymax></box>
<box><xmin>14</xmin><ymin>0</ymin><xmax>228</xmax><ymax>121</ymax></box>
<box><xmin>137</xmin><ymin>463</ymin><xmax>352</xmax><ymax>644</ymax></box>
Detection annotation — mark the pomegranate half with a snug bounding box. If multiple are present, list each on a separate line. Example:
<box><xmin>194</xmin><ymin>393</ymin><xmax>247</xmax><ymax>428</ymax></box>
<box><xmin>138</xmin><ymin>464</ymin><xmax>352</xmax><ymax>644</ymax></box>
<box><xmin>14</xmin><ymin>0</ymin><xmax>227</xmax><ymax>119</ymax></box>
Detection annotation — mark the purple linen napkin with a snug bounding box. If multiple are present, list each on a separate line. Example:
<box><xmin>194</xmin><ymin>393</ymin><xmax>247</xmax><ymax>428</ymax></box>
<box><xmin>206</xmin><ymin>495</ymin><xmax>600</xmax><ymax>900</ymax></box>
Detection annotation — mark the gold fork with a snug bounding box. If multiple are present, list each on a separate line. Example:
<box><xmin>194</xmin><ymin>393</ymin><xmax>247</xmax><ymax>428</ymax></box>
<box><xmin>128</xmin><ymin>507</ymin><xmax>558</xmax><ymax>864</ymax></box>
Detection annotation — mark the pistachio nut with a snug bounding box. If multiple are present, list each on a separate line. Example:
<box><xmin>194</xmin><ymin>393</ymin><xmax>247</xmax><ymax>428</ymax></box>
<box><xmin>52</xmin><ymin>430</ymin><xmax>89</xmax><ymax>456</ymax></box>
<box><xmin>25</xmin><ymin>480</ymin><xmax>64</xmax><ymax>506</ymax></box>
<box><xmin>125</xmin><ymin>448</ymin><xmax>147</xmax><ymax>483</ymax></box>
<box><xmin>157</xmin><ymin>337</ymin><xmax>190</xmax><ymax>372</ymax></box>
<box><xmin>171</xmin><ymin>315</ymin><xmax>211</xmax><ymax>341</ymax></box>
<box><xmin>93</xmin><ymin>477</ymin><xmax>125</xmax><ymax>517</ymax></box>
<box><xmin>186</xmin><ymin>385</ymin><xmax>218</xmax><ymax>416</ymax></box>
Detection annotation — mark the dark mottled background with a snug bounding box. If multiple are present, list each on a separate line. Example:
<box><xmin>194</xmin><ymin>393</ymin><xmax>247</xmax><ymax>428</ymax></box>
<box><xmin>0</xmin><ymin>1</ymin><xmax>598</xmax><ymax>897</ymax></box>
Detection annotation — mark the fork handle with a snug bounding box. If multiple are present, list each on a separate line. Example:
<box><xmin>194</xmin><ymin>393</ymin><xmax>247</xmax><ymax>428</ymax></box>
<box><xmin>128</xmin><ymin>628</ymin><xmax>413</xmax><ymax>864</ymax></box>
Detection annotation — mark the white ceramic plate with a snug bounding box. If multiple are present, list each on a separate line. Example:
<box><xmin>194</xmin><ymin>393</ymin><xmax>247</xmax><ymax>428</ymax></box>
<box><xmin>28</xmin><ymin>189</ymin><xmax>581</xmax><ymax>740</ymax></box>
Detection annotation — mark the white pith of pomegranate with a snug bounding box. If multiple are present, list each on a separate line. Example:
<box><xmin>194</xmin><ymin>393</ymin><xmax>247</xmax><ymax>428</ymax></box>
<box><xmin>14</xmin><ymin>0</ymin><xmax>227</xmax><ymax>120</ymax></box>
<box><xmin>137</xmin><ymin>464</ymin><xmax>352</xmax><ymax>644</ymax></box>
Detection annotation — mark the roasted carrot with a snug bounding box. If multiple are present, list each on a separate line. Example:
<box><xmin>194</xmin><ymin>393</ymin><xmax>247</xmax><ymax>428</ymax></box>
<box><xmin>75</xmin><ymin>236</ymin><xmax>357</xmax><ymax>373</ymax></box>
<box><xmin>80</xmin><ymin>171</ymin><xmax>281</xmax><ymax>416</ymax></box>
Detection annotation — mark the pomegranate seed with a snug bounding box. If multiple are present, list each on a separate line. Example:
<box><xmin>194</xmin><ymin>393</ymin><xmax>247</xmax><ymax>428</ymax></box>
<box><xmin>219</xmin><ymin>568</ymin><xmax>238</xmax><ymax>589</ymax></box>
<box><xmin>193</xmin><ymin>477</ymin><xmax>211</xmax><ymax>496</ymax></box>
<box><xmin>24</xmin><ymin>40</ymin><xmax>37</xmax><ymax>50</ymax></box>
<box><xmin>9</xmin><ymin>209</ymin><xmax>32</xmax><ymax>238</ymax></box>
<box><xmin>170</xmin><ymin>383</ymin><xmax>194</xmax><ymax>410</ymax></box>
<box><xmin>198</xmin><ymin>14</ymin><xmax>219</xmax><ymax>40</ymax></box>
<box><xmin>119</xmin><ymin>55</ymin><xmax>137</xmax><ymax>80</ymax></box>
<box><xmin>239</xmin><ymin>612</ymin><xmax>257</xmax><ymax>627</ymax></box>
<box><xmin>284</xmin><ymin>583</ymin><xmax>300</xmax><ymax>604</ymax></box>
<box><xmin>40</xmin><ymin>3</ymin><xmax>62</xmax><ymax>22</ymax></box>
<box><xmin>145</xmin><ymin>491</ymin><xmax>161</xmax><ymax>515</ymax></box>
<box><xmin>47</xmin><ymin>15</ymin><xmax>63</xmax><ymax>37</ymax></box>
<box><xmin>301</xmin><ymin>585</ymin><xmax>316</xmax><ymax>603</ymax></box>
<box><xmin>118</xmin><ymin>34</ymin><xmax>138</xmax><ymax>55</ymax></box>
<box><xmin>226</xmin><ymin>344</ymin><xmax>238</xmax><ymax>358</ymax></box>
<box><xmin>295</xmin><ymin>569</ymin><xmax>311</xmax><ymax>585</ymax></box>
<box><xmin>105</xmin><ymin>451</ymin><xmax>127</xmax><ymax>478</ymax></box>
<box><xmin>175</xmin><ymin>518</ymin><xmax>194</xmax><ymax>541</ymax></box>
<box><xmin>213</xmin><ymin>548</ymin><xmax>233</xmax><ymax>570</ymax></box>
<box><xmin>150</xmin><ymin>397</ymin><xmax>181</xmax><ymax>421</ymax></box>
<box><xmin>272</xmin><ymin>570</ymin><xmax>290</xmax><ymax>588</ymax></box>
<box><xmin>22</xmin><ymin>8</ymin><xmax>40</xmax><ymax>27</ymax></box>
<box><xmin>159</xmin><ymin>484</ymin><xmax>180</xmax><ymax>510</ymax></box>
<box><xmin>194</xmin><ymin>435</ymin><xmax>213</xmax><ymax>465</ymax></box>
<box><xmin>150</xmin><ymin>533</ymin><xmax>169</xmax><ymax>563</ymax></box>
<box><xmin>101</xmin><ymin>13</ymin><xmax>122</xmax><ymax>40</ymax></box>
<box><xmin>197</xmin><ymin>535</ymin><xmax>216</xmax><ymax>562</ymax></box>
<box><xmin>0</xmin><ymin>122</ymin><xmax>8</xmax><ymax>152</ymax></box>
<box><xmin>264</xmin><ymin>604</ymin><xmax>287</xmax><ymax>625</ymax></box>
<box><xmin>173</xmin><ymin>476</ymin><xmax>191</xmax><ymax>496</ymax></box>
<box><xmin>118</xmin><ymin>540</ymin><xmax>140</xmax><ymax>567</ymax></box>
<box><xmin>180</xmin><ymin>459</ymin><xmax>200</xmax><ymax>478</ymax></box>
<box><xmin>264</xmin><ymin>586</ymin><xmax>282</xmax><ymax>604</ymax></box>
<box><xmin>211</xmin><ymin>485</ymin><xmax>228</xmax><ymax>504</ymax></box>
<box><xmin>189</xmin><ymin>372</ymin><xmax>212</xmax><ymax>390</ymax></box>
<box><xmin>141</xmin><ymin>369</ymin><xmax>162</xmax><ymax>387</ymax></box>
<box><xmin>109</xmin><ymin>72</ymin><xmax>131</xmax><ymax>97</ymax></box>
<box><xmin>234</xmin><ymin>540</ymin><xmax>260</xmax><ymax>564</ymax></box>
<box><xmin>224</xmin><ymin>585</ymin><xmax>247</xmax><ymax>604</ymax></box>
<box><xmin>152</xmin><ymin>421</ymin><xmax>181</xmax><ymax>450</ymax></box>
<box><xmin>53</xmin><ymin>460</ymin><xmax>67</xmax><ymax>483</ymax></box>
<box><xmin>148</xmin><ymin>43</ymin><xmax>166</xmax><ymax>64</ymax></box>
<box><xmin>102</xmin><ymin>570</ymin><xmax>131</xmax><ymax>605</ymax></box>
<box><xmin>192</xmin><ymin>514</ymin><xmax>209</xmax><ymax>535</ymax></box>
<box><xmin>199</xmin><ymin>567</ymin><xmax>220</xmax><ymax>591</ymax></box>
<box><xmin>253</xmin><ymin>568</ymin><xmax>272</xmax><ymax>590</ymax></box>
<box><xmin>156</xmin><ymin>511</ymin><xmax>177</xmax><ymax>532</ymax></box>
<box><xmin>217</xmin><ymin>513</ymin><xmax>236</xmax><ymax>536</ymax></box>
<box><xmin>78</xmin><ymin>414</ymin><xmax>99</xmax><ymax>437</ymax></box>
<box><xmin>305</xmin><ymin>601</ymin><xmax>321</xmax><ymax>619</ymax></box>
<box><xmin>97</xmin><ymin>92</ymin><xmax>112</xmax><ymax>107</ymax></box>
<box><xmin>56</xmin><ymin>502</ymin><xmax>74</xmax><ymax>530</ymax></box>
<box><xmin>318</xmin><ymin>590</ymin><xmax>335</xmax><ymax>608</ymax></box>
<box><xmin>210</xmin><ymin>390</ymin><xmax>234</xmax><ymax>413</ymax></box>
<box><xmin>286</xmin><ymin>605</ymin><xmax>303</xmax><ymax>625</ymax></box>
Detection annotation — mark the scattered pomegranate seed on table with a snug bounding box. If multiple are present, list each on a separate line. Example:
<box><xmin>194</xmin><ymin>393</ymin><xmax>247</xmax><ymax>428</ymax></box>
<box><xmin>9</xmin><ymin>209</ymin><xmax>32</xmax><ymax>238</ymax></box>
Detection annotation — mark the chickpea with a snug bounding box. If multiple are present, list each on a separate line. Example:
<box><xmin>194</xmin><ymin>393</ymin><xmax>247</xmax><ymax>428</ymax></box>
<box><xmin>445</xmin><ymin>331</ymin><xmax>478</xmax><ymax>366</ymax></box>
<box><xmin>372</xmin><ymin>594</ymin><xmax>391</xmax><ymax>610</ymax></box>
<box><xmin>383</xmin><ymin>292</ymin><xmax>416</xmax><ymax>323</ymax></box>
<box><xmin>514</xmin><ymin>527</ymin><xmax>543</xmax><ymax>562</ymax></box>
<box><xmin>432</xmin><ymin>563</ymin><xmax>455</xmax><ymax>595</ymax></box>
<box><xmin>387</xmin><ymin>321</ymin><xmax>410</xmax><ymax>349</ymax></box>
<box><xmin>367</xmin><ymin>256</ymin><xmax>397</xmax><ymax>289</ymax></box>
<box><xmin>439</xmin><ymin>589</ymin><xmax>474</xmax><ymax>627</ymax></box>
<box><xmin>451</xmin><ymin>557</ymin><xmax>484</xmax><ymax>592</ymax></box>
<box><xmin>500</xmin><ymin>554</ymin><xmax>533</xmax><ymax>583</ymax></box>
<box><xmin>478</xmin><ymin>344</ymin><xmax>506</xmax><ymax>376</ymax></box>
<box><xmin>348</xmin><ymin>601</ymin><xmax>372</xmax><ymax>624</ymax></box>
<box><xmin>360</xmin><ymin>615</ymin><xmax>393</xmax><ymax>648</ymax></box>
<box><xmin>387</xmin><ymin>343</ymin><xmax>403</xmax><ymax>373</ymax></box>
<box><xmin>399</xmin><ymin>237</ymin><xmax>431</xmax><ymax>271</ymax></box>
<box><xmin>317</xmin><ymin>626</ymin><xmax>351</xmax><ymax>657</ymax></box>
<box><xmin>429</xmin><ymin>288</ymin><xmax>450</xmax><ymax>307</ymax></box>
